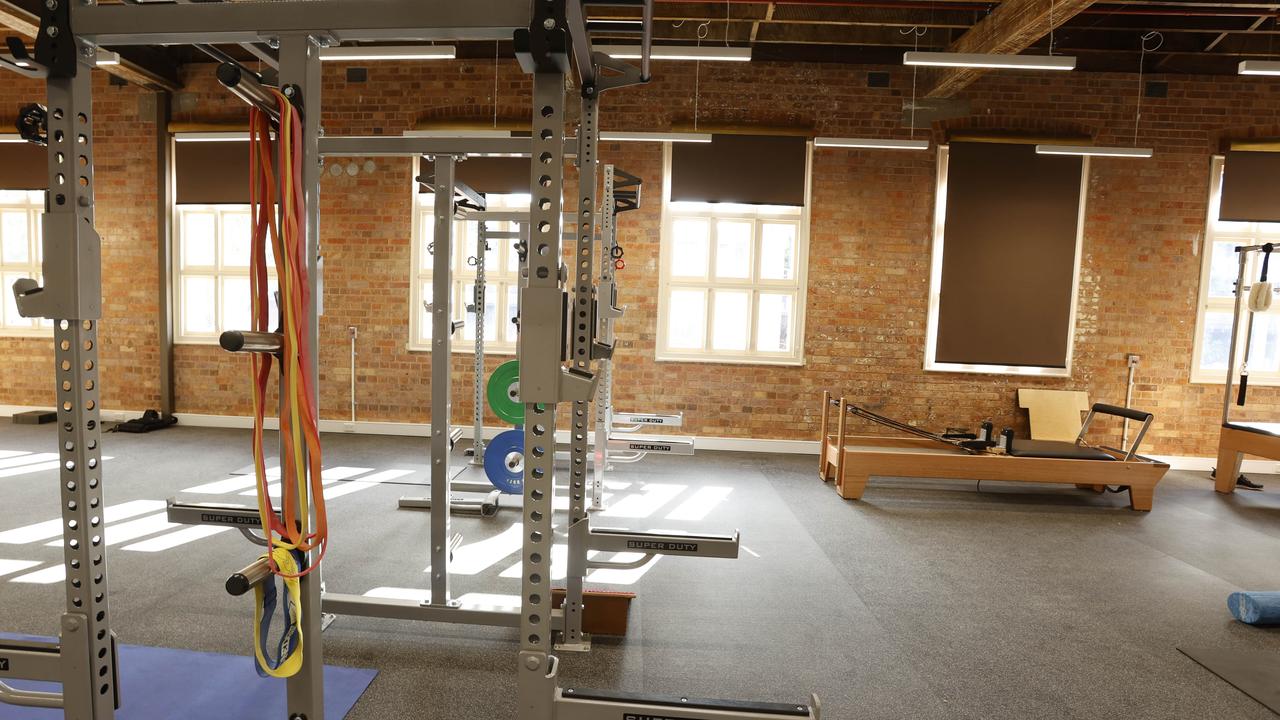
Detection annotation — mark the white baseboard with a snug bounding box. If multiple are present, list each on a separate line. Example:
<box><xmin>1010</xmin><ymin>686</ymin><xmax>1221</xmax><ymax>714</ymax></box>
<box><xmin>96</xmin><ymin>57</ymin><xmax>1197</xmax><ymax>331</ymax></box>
<box><xmin>1</xmin><ymin>404</ymin><xmax>1274</xmax><ymax>471</ymax></box>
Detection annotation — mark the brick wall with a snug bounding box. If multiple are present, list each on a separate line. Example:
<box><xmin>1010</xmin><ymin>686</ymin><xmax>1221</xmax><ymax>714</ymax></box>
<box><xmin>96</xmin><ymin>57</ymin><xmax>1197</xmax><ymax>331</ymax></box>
<box><xmin>4</xmin><ymin>59</ymin><xmax>1280</xmax><ymax>456</ymax></box>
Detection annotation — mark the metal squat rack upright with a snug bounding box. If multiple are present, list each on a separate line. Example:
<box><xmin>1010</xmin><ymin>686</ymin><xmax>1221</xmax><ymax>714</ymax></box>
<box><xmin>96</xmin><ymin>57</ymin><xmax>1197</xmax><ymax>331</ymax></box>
<box><xmin>3</xmin><ymin>1</ymin><xmax>817</xmax><ymax>718</ymax></box>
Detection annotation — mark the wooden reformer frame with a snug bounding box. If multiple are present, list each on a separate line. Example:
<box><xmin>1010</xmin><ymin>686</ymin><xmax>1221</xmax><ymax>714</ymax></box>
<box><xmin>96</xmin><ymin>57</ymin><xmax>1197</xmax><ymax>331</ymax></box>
<box><xmin>817</xmin><ymin>391</ymin><xmax>1170</xmax><ymax>511</ymax></box>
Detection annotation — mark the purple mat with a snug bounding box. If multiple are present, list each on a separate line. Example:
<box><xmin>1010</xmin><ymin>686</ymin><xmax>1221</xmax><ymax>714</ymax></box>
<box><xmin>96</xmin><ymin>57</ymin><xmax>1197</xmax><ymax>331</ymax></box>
<box><xmin>0</xmin><ymin>634</ymin><xmax>376</xmax><ymax>719</ymax></box>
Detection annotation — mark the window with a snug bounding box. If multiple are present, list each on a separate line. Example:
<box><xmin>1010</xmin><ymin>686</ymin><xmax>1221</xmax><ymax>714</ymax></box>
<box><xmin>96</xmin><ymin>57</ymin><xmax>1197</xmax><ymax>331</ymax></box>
<box><xmin>924</xmin><ymin>143</ymin><xmax>1087</xmax><ymax>377</ymax></box>
<box><xmin>173</xmin><ymin>205</ymin><xmax>277</xmax><ymax>343</ymax></box>
<box><xmin>657</xmin><ymin>199</ymin><xmax>809</xmax><ymax>364</ymax></box>
<box><xmin>0</xmin><ymin>190</ymin><xmax>51</xmax><ymax>335</ymax></box>
<box><xmin>1191</xmin><ymin>156</ymin><xmax>1280</xmax><ymax>384</ymax></box>
<box><xmin>409</xmin><ymin>191</ymin><xmax>527</xmax><ymax>354</ymax></box>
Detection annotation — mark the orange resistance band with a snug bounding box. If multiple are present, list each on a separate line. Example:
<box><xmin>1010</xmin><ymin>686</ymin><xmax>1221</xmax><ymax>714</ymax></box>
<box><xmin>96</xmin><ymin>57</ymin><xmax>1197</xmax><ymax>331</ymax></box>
<box><xmin>247</xmin><ymin>91</ymin><xmax>328</xmax><ymax>579</ymax></box>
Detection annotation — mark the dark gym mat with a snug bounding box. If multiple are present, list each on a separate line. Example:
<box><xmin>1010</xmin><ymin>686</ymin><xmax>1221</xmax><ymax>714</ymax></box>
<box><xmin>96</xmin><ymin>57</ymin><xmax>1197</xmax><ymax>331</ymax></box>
<box><xmin>1179</xmin><ymin>646</ymin><xmax>1280</xmax><ymax>714</ymax></box>
<box><xmin>0</xmin><ymin>633</ymin><xmax>377</xmax><ymax>720</ymax></box>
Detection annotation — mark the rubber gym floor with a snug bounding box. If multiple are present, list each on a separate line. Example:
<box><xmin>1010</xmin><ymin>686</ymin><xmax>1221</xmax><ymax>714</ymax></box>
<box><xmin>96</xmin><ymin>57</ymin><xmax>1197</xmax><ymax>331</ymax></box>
<box><xmin>1</xmin><ymin>423</ymin><xmax>1278</xmax><ymax>719</ymax></box>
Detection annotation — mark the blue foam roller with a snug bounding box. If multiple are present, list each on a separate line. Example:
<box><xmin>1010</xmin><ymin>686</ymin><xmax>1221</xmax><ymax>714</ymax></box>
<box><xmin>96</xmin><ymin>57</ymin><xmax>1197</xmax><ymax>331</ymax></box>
<box><xmin>1228</xmin><ymin>591</ymin><xmax>1280</xmax><ymax>626</ymax></box>
<box><xmin>484</xmin><ymin>428</ymin><xmax>525</xmax><ymax>494</ymax></box>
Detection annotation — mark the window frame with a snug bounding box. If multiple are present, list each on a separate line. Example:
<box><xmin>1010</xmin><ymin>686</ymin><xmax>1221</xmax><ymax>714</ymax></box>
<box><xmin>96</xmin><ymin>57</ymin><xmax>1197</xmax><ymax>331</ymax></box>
<box><xmin>408</xmin><ymin>178</ymin><xmax>526</xmax><ymax>355</ymax></box>
<box><xmin>922</xmin><ymin>144</ymin><xmax>1089</xmax><ymax>378</ymax></box>
<box><xmin>1190</xmin><ymin>155</ymin><xmax>1280</xmax><ymax>385</ymax></box>
<box><xmin>0</xmin><ymin>190</ymin><xmax>51</xmax><ymax>337</ymax></box>
<box><xmin>655</xmin><ymin>141</ymin><xmax>811</xmax><ymax>366</ymax></box>
<box><xmin>172</xmin><ymin>203</ymin><xmax>271</xmax><ymax>345</ymax></box>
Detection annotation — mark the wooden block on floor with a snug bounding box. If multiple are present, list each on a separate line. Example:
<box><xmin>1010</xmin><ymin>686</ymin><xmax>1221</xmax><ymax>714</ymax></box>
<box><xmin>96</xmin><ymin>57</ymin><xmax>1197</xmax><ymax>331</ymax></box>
<box><xmin>552</xmin><ymin>588</ymin><xmax>636</xmax><ymax>636</ymax></box>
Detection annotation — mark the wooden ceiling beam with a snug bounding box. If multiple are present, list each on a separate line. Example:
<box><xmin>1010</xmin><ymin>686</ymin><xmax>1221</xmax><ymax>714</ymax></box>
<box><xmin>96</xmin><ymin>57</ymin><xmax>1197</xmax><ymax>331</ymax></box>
<box><xmin>924</xmin><ymin>0</ymin><xmax>1096</xmax><ymax>97</ymax></box>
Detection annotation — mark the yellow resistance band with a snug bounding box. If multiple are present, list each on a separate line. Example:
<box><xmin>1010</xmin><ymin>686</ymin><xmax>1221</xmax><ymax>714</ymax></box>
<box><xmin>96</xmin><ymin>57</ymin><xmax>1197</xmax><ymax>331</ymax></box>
<box><xmin>252</xmin><ymin>547</ymin><xmax>305</xmax><ymax>678</ymax></box>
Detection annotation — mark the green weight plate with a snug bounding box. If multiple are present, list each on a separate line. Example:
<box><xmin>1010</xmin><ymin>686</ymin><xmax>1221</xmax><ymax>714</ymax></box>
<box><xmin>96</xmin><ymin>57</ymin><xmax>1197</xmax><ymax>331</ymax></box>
<box><xmin>487</xmin><ymin>359</ymin><xmax>524</xmax><ymax>425</ymax></box>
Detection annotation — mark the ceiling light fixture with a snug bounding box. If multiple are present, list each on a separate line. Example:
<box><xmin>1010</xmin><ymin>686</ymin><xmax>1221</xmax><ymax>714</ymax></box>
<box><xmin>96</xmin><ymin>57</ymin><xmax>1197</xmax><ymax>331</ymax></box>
<box><xmin>814</xmin><ymin>137</ymin><xmax>929</xmax><ymax>151</ymax></box>
<box><xmin>902</xmin><ymin>51</ymin><xmax>1075</xmax><ymax>71</ymax></box>
<box><xmin>174</xmin><ymin>132</ymin><xmax>251</xmax><ymax>142</ymax></box>
<box><xmin>1035</xmin><ymin>144</ymin><xmax>1153</xmax><ymax>158</ymax></box>
<box><xmin>403</xmin><ymin>129</ymin><xmax>516</xmax><ymax>139</ymax></box>
<box><xmin>600</xmin><ymin>131</ymin><xmax>712</xmax><ymax>143</ymax></box>
<box><xmin>320</xmin><ymin>45</ymin><xmax>457</xmax><ymax>61</ymax></box>
<box><xmin>596</xmin><ymin>45</ymin><xmax>751</xmax><ymax>62</ymax></box>
<box><xmin>1239</xmin><ymin>60</ymin><xmax>1280</xmax><ymax>76</ymax></box>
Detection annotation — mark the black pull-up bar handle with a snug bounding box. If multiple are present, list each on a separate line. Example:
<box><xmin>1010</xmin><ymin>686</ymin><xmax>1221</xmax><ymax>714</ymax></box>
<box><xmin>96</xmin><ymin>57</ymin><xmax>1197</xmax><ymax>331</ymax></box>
<box><xmin>1091</xmin><ymin>403</ymin><xmax>1152</xmax><ymax>423</ymax></box>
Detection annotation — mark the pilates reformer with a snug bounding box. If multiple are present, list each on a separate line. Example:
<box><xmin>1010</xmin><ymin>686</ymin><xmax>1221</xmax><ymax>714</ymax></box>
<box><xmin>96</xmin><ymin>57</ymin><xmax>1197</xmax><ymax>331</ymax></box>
<box><xmin>818</xmin><ymin>391</ymin><xmax>1170</xmax><ymax>511</ymax></box>
<box><xmin>1212</xmin><ymin>243</ymin><xmax>1280</xmax><ymax>494</ymax></box>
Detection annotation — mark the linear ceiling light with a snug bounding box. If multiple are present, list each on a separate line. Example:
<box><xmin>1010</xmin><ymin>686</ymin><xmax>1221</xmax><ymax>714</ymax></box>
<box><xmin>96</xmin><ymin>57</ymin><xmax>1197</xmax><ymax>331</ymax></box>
<box><xmin>600</xmin><ymin>131</ymin><xmax>712</xmax><ymax>143</ymax></box>
<box><xmin>0</xmin><ymin>134</ymin><xmax>25</xmax><ymax>143</ymax></box>
<box><xmin>596</xmin><ymin>45</ymin><xmax>751</xmax><ymax>62</ymax></box>
<box><xmin>7</xmin><ymin>49</ymin><xmax>119</xmax><ymax>67</ymax></box>
<box><xmin>1035</xmin><ymin>144</ymin><xmax>1153</xmax><ymax>158</ymax></box>
<box><xmin>903</xmin><ymin>51</ymin><xmax>1075</xmax><ymax>71</ymax></box>
<box><xmin>814</xmin><ymin>137</ymin><xmax>929</xmax><ymax>151</ymax></box>
<box><xmin>403</xmin><ymin>129</ymin><xmax>516</xmax><ymax>139</ymax></box>
<box><xmin>320</xmin><ymin>45</ymin><xmax>456</xmax><ymax>61</ymax></box>
<box><xmin>174</xmin><ymin>132</ymin><xmax>251</xmax><ymax>142</ymax></box>
<box><xmin>1239</xmin><ymin>60</ymin><xmax>1280</xmax><ymax>76</ymax></box>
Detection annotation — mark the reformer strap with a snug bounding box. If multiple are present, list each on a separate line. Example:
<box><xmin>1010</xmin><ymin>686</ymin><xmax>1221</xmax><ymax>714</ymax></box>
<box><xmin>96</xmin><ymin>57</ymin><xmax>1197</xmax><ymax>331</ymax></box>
<box><xmin>252</xmin><ymin>547</ymin><xmax>307</xmax><ymax>678</ymax></box>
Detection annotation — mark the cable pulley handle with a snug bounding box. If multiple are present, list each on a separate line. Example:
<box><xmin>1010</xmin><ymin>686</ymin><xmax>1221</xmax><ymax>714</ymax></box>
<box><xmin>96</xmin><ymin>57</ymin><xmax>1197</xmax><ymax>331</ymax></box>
<box><xmin>1262</xmin><ymin>244</ymin><xmax>1274</xmax><ymax>282</ymax></box>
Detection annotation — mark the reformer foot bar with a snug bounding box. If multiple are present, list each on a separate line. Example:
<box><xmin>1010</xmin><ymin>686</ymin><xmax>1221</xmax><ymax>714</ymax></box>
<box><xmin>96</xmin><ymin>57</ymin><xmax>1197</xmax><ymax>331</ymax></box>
<box><xmin>818</xmin><ymin>391</ymin><xmax>1169</xmax><ymax>511</ymax></box>
<box><xmin>1214</xmin><ymin>244</ymin><xmax>1280</xmax><ymax>494</ymax></box>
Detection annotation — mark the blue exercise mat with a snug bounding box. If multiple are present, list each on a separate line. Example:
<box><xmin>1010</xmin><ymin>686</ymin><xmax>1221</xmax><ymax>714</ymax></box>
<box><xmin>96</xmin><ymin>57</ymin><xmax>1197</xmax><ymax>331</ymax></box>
<box><xmin>1228</xmin><ymin>591</ymin><xmax>1280</xmax><ymax>626</ymax></box>
<box><xmin>0</xmin><ymin>633</ymin><xmax>376</xmax><ymax>719</ymax></box>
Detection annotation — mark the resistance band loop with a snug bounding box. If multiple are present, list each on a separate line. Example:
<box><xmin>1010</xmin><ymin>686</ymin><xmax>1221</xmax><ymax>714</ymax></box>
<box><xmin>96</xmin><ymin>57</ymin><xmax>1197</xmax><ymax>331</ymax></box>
<box><xmin>252</xmin><ymin>547</ymin><xmax>307</xmax><ymax>678</ymax></box>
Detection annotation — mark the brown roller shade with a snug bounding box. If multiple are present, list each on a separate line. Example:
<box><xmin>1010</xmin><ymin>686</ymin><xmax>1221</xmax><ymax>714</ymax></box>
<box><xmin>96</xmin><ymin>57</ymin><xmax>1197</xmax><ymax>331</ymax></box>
<box><xmin>1220</xmin><ymin>150</ymin><xmax>1280</xmax><ymax>223</ymax></box>
<box><xmin>419</xmin><ymin>157</ymin><xmax>531</xmax><ymax>195</ymax></box>
<box><xmin>670</xmin><ymin>134</ymin><xmax>807</xmax><ymax>206</ymax></box>
<box><xmin>0</xmin><ymin>141</ymin><xmax>48</xmax><ymax>190</ymax></box>
<box><xmin>935</xmin><ymin>142</ymin><xmax>1084</xmax><ymax>368</ymax></box>
<box><xmin>175</xmin><ymin>140</ymin><xmax>251</xmax><ymax>204</ymax></box>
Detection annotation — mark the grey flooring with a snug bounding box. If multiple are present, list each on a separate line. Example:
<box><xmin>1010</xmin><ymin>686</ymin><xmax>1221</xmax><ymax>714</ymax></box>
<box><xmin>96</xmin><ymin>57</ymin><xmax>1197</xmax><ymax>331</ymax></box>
<box><xmin>0</xmin><ymin>423</ymin><xmax>1278</xmax><ymax>719</ymax></box>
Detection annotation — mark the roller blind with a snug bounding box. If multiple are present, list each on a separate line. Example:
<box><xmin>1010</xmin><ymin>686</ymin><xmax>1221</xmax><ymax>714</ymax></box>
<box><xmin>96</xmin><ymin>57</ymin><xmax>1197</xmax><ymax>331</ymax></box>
<box><xmin>934</xmin><ymin>142</ymin><xmax>1084</xmax><ymax>369</ymax></box>
<box><xmin>0</xmin><ymin>141</ymin><xmax>48</xmax><ymax>190</ymax></box>
<box><xmin>1220</xmin><ymin>150</ymin><xmax>1280</xmax><ymax>223</ymax></box>
<box><xmin>419</xmin><ymin>157</ymin><xmax>530</xmax><ymax>195</ymax></box>
<box><xmin>670</xmin><ymin>134</ymin><xmax>807</xmax><ymax>206</ymax></box>
<box><xmin>175</xmin><ymin>140</ymin><xmax>251</xmax><ymax>204</ymax></box>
